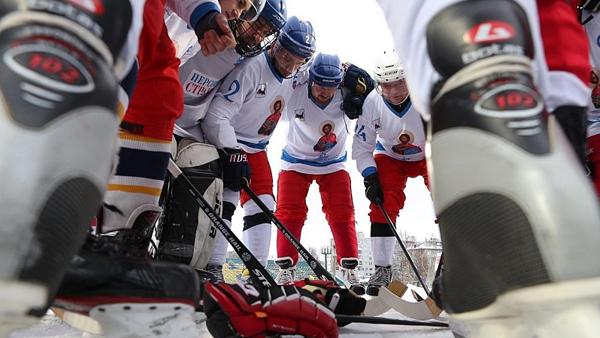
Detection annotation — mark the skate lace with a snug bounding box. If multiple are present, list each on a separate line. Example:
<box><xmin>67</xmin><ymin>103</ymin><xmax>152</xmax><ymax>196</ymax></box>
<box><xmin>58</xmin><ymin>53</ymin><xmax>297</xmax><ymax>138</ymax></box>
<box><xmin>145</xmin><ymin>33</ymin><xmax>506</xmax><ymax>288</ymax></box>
<box><xmin>203</xmin><ymin>264</ymin><xmax>224</xmax><ymax>283</ymax></box>
<box><xmin>368</xmin><ymin>266</ymin><xmax>392</xmax><ymax>287</ymax></box>
<box><xmin>276</xmin><ymin>268</ymin><xmax>296</xmax><ymax>285</ymax></box>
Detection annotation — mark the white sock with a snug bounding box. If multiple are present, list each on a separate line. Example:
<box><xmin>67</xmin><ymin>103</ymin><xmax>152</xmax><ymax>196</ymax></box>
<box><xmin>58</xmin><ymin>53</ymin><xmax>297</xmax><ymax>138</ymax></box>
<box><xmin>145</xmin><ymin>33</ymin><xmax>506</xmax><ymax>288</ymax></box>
<box><xmin>372</xmin><ymin>236</ymin><xmax>396</xmax><ymax>267</ymax></box>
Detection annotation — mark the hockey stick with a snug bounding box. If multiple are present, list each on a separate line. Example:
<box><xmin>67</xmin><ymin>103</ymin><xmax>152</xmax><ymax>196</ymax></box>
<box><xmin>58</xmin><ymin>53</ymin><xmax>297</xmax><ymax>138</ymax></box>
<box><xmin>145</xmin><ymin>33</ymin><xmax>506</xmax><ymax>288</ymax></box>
<box><xmin>363</xmin><ymin>281</ymin><xmax>443</xmax><ymax>320</ymax></box>
<box><xmin>336</xmin><ymin>314</ymin><xmax>448</xmax><ymax>327</ymax></box>
<box><xmin>167</xmin><ymin>159</ymin><xmax>276</xmax><ymax>288</ymax></box>
<box><xmin>376</xmin><ymin>202</ymin><xmax>431</xmax><ymax>295</ymax></box>
<box><xmin>241</xmin><ymin>181</ymin><xmax>336</xmax><ymax>282</ymax></box>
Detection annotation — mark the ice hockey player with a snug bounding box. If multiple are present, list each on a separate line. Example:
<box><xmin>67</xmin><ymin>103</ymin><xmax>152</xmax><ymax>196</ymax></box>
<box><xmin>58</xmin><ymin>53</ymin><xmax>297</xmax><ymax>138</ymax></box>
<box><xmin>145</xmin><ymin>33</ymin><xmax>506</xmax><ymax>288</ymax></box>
<box><xmin>158</xmin><ymin>0</ymin><xmax>288</xmax><ymax>275</ymax></box>
<box><xmin>377</xmin><ymin>0</ymin><xmax>600</xmax><ymax>337</ymax></box>
<box><xmin>352</xmin><ymin>50</ymin><xmax>430</xmax><ymax>296</ymax></box>
<box><xmin>0</xmin><ymin>0</ymin><xmax>146</xmax><ymax>333</ymax></box>
<box><xmin>272</xmin><ymin>53</ymin><xmax>363</xmax><ymax>295</ymax></box>
<box><xmin>581</xmin><ymin>2</ymin><xmax>600</xmax><ymax>197</ymax></box>
<box><xmin>52</xmin><ymin>0</ymin><xmax>267</xmax><ymax>333</ymax></box>
<box><xmin>199</xmin><ymin>16</ymin><xmax>317</xmax><ymax>281</ymax></box>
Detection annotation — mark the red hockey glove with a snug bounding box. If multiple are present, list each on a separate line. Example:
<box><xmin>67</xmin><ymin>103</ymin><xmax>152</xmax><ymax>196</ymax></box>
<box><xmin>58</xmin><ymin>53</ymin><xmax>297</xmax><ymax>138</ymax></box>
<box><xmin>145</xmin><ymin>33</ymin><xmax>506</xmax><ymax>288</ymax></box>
<box><xmin>204</xmin><ymin>282</ymin><xmax>339</xmax><ymax>338</ymax></box>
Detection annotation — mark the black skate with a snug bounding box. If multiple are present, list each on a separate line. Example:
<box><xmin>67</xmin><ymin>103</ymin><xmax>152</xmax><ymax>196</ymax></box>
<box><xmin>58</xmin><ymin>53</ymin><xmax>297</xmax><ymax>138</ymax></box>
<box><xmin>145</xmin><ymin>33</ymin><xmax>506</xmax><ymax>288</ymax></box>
<box><xmin>54</xmin><ymin>234</ymin><xmax>200</xmax><ymax>337</ymax></box>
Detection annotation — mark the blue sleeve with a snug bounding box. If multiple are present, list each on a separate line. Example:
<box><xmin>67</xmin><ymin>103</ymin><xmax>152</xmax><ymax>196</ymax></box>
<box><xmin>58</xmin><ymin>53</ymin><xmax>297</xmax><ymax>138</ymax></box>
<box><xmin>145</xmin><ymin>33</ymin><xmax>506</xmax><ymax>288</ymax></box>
<box><xmin>190</xmin><ymin>2</ymin><xmax>220</xmax><ymax>29</ymax></box>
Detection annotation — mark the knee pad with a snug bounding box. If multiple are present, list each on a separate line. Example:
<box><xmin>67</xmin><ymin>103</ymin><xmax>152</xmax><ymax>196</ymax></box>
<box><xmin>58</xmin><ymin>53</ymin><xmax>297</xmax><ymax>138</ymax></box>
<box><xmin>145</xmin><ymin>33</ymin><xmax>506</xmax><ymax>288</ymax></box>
<box><xmin>158</xmin><ymin>139</ymin><xmax>223</xmax><ymax>270</ymax></box>
<box><xmin>426</xmin><ymin>0</ymin><xmax>600</xmax><ymax>314</ymax></box>
<box><xmin>0</xmin><ymin>1</ymin><xmax>134</xmax><ymax>310</ymax></box>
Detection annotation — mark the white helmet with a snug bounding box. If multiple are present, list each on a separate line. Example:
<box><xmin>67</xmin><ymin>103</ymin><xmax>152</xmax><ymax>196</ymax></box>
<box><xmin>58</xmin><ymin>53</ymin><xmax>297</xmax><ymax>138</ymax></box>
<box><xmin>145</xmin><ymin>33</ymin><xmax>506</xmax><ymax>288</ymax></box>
<box><xmin>373</xmin><ymin>50</ymin><xmax>405</xmax><ymax>83</ymax></box>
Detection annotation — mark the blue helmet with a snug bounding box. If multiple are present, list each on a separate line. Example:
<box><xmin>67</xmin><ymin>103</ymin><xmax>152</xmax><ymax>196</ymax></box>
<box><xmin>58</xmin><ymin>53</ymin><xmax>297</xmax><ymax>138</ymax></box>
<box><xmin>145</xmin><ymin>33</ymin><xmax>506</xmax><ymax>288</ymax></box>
<box><xmin>277</xmin><ymin>16</ymin><xmax>316</xmax><ymax>59</ymax></box>
<box><xmin>309</xmin><ymin>53</ymin><xmax>343</xmax><ymax>87</ymax></box>
<box><xmin>231</xmin><ymin>0</ymin><xmax>287</xmax><ymax>57</ymax></box>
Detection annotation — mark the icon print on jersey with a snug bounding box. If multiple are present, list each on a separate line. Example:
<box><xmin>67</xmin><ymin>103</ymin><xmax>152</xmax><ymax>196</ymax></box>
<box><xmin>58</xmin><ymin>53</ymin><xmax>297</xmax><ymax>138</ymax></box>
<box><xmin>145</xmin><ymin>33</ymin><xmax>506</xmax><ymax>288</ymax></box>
<box><xmin>592</xmin><ymin>69</ymin><xmax>600</xmax><ymax>108</ymax></box>
<box><xmin>391</xmin><ymin>131</ymin><xmax>421</xmax><ymax>155</ymax></box>
<box><xmin>313</xmin><ymin>121</ymin><xmax>337</xmax><ymax>152</ymax></box>
<box><xmin>258</xmin><ymin>96</ymin><xmax>284</xmax><ymax>135</ymax></box>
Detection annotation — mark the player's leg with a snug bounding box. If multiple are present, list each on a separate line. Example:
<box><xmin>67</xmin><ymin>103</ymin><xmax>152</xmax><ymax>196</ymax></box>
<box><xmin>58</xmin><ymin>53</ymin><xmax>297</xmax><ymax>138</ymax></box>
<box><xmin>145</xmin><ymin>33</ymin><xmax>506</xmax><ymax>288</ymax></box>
<box><xmin>366</xmin><ymin>155</ymin><xmax>408</xmax><ymax>296</ymax></box>
<box><xmin>0</xmin><ymin>0</ymin><xmax>135</xmax><ymax>330</ymax></box>
<box><xmin>274</xmin><ymin>170</ymin><xmax>311</xmax><ymax>284</ymax></box>
<box><xmin>317</xmin><ymin>170</ymin><xmax>362</xmax><ymax>294</ymax></box>
<box><xmin>423</xmin><ymin>0</ymin><xmax>600</xmax><ymax>336</ymax></box>
<box><xmin>239</xmin><ymin>151</ymin><xmax>275</xmax><ymax>268</ymax></box>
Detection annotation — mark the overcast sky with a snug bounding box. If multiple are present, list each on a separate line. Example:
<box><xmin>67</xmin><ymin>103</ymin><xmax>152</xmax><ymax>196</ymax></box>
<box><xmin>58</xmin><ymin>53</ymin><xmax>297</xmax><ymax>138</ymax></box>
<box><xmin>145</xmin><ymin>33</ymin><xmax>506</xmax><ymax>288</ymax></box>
<box><xmin>230</xmin><ymin>0</ymin><xmax>440</xmax><ymax>258</ymax></box>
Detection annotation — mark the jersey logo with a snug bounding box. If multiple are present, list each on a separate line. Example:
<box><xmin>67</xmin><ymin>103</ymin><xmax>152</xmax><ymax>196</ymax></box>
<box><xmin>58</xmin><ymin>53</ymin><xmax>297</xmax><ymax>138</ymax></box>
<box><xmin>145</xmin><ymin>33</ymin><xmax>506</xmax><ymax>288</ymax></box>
<box><xmin>294</xmin><ymin>109</ymin><xmax>305</xmax><ymax>121</ymax></box>
<box><xmin>373</xmin><ymin>118</ymin><xmax>381</xmax><ymax>131</ymax></box>
<box><xmin>256</xmin><ymin>83</ymin><xmax>267</xmax><ymax>97</ymax></box>
<box><xmin>463</xmin><ymin>21</ymin><xmax>515</xmax><ymax>44</ymax></box>
<box><xmin>66</xmin><ymin>0</ymin><xmax>105</xmax><ymax>14</ymax></box>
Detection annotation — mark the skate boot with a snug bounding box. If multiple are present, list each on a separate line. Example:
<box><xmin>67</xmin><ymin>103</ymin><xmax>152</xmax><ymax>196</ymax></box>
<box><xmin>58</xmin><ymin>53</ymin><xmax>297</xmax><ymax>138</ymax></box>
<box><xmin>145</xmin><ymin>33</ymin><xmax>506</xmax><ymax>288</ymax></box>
<box><xmin>366</xmin><ymin>265</ymin><xmax>392</xmax><ymax>296</ymax></box>
<box><xmin>424</xmin><ymin>1</ymin><xmax>600</xmax><ymax>337</ymax></box>
<box><xmin>197</xmin><ymin>264</ymin><xmax>225</xmax><ymax>283</ymax></box>
<box><xmin>54</xmin><ymin>235</ymin><xmax>200</xmax><ymax>338</ymax></box>
<box><xmin>0</xmin><ymin>3</ymin><xmax>134</xmax><ymax>334</ymax></box>
<box><xmin>275</xmin><ymin>257</ymin><xmax>297</xmax><ymax>285</ymax></box>
<box><xmin>339</xmin><ymin>258</ymin><xmax>365</xmax><ymax>295</ymax></box>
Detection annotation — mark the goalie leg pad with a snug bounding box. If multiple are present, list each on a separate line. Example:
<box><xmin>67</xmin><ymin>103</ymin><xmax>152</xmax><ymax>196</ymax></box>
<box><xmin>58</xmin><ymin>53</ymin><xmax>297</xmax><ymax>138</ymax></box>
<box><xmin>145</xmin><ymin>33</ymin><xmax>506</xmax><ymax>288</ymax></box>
<box><xmin>159</xmin><ymin>139</ymin><xmax>223</xmax><ymax>270</ymax></box>
<box><xmin>426</xmin><ymin>0</ymin><xmax>600</xmax><ymax>314</ymax></box>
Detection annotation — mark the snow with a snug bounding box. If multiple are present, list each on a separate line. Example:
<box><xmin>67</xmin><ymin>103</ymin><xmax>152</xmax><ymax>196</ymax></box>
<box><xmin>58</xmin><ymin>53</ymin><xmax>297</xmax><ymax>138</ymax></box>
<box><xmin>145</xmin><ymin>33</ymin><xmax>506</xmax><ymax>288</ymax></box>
<box><xmin>9</xmin><ymin>310</ymin><xmax>454</xmax><ymax>338</ymax></box>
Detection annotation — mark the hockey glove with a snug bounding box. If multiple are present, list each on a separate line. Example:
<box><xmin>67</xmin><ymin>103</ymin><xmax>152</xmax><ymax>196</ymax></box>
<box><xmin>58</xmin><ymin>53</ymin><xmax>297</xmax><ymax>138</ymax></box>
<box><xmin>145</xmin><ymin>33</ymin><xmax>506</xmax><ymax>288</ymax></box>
<box><xmin>293</xmin><ymin>279</ymin><xmax>366</xmax><ymax>316</ymax></box>
<box><xmin>341</xmin><ymin>63</ymin><xmax>375</xmax><ymax>119</ymax></box>
<box><xmin>364</xmin><ymin>172</ymin><xmax>383</xmax><ymax>205</ymax></box>
<box><xmin>580</xmin><ymin>0</ymin><xmax>600</xmax><ymax>12</ymax></box>
<box><xmin>204</xmin><ymin>282</ymin><xmax>339</xmax><ymax>338</ymax></box>
<box><xmin>219</xmin><ymin>148</ymin><xmax>250</xmax><ymax>192</ymax></box>
<box><xmin>194</xmin><ymin>11</ymin><xmax>236</xmax><ymax>55</ymax></box>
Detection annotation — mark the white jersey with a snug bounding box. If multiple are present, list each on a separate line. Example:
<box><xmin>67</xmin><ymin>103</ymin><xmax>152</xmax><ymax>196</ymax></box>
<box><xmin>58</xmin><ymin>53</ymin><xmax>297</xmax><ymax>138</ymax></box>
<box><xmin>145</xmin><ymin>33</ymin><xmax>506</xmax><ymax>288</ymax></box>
<box><xmin>202</xmin><ymin>51</ymin><xmax>296</xmax><ymax>153</ymax></box>
<box><xmin>174</xmin><ymin>48</ymin><xmax>243</xmax><ymax>140</ymax></box>
<box><xmin>584</xmin><ymin>10</ymin><xmax>600</xmax><ymax>138</ymax></box>
<box><xmin>281</xmin><ymin>81</ymin><xmax>350</xmax><ymax>175</ymax></box>
<box><xmin>376</xmin><ymin>0</ymin><xmax>551</xmax><ymax>119</ymax></box>
<box><xmin>115</xmin><ymin>0</ymin><xmax>145</xmax><ymax>81</ymax></box>
<box><xmin>352</xmin><ymin>91</ymin><xmax>426</xmax><ymax>176</ymax></box>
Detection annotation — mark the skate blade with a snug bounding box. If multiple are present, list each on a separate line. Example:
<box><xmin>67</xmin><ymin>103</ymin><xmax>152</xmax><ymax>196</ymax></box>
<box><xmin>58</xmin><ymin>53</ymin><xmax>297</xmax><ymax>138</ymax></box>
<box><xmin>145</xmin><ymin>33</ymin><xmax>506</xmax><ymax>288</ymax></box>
<box><xmin>451</xmin><ymin>277</ymin><xmax>600</xmax><ymax>338</ymax></box>
<box><xmin>51</xmin><ymin>307</ymin><xmax>102</xmax><ymax>335</ymax></box>
<box><xmin>0</xmin><ymin>281</ymin><xmax>47</xmax><ymax>337</ymax></box>
<box><xmin>89</xmin><ymin>303</ymin><xmax>197</xmax><ymax>338</ymax></box>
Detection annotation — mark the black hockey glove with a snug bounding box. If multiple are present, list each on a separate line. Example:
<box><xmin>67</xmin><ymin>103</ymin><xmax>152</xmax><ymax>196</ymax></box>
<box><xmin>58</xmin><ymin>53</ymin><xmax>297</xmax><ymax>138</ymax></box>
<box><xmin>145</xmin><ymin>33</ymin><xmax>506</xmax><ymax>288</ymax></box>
<box><xmin>364</xmin><ymin>172</ymin><xmax>383</xmax><ymax>205</ymax></box>
<box><xmin>218</xmin><ymin>148</ymin><xmax>250</xmax><ymax>192</ymax></box>
<box><xmin>580</xmin><ymin>0</ymin><xmax>600</xmax><ymax>12</ymax></box>
<box><xmin>341</xmin><ymin>63</ymin><xmax>375</xmax><ymax>119</ymax></box>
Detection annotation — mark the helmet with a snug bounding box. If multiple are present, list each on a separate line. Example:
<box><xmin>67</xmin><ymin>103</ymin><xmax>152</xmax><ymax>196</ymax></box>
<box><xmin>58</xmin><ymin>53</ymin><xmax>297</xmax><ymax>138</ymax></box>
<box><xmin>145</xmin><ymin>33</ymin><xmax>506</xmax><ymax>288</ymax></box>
<box><xmin>240</xmin><ymin>0</ymin><xmax>267</xmax><ymax>22</ymax></box>
<box><xmin>231</xmin><ymin>0</ymin><xmax>287</xmax><ymax>57</ymax></box>
<box><xmin>309</xmin><ymin>53</ymin><xmax>343</xmax><ymax>87</ymax></box>
<box><xmin>276</xmin><ymin>16</ymin><xmax>316</xmax><ymax>59</ymax></box>
<box><xmin>373</xmin><ymin>50</ymin><xmax>405</xmax><ymax>83</ymax></box>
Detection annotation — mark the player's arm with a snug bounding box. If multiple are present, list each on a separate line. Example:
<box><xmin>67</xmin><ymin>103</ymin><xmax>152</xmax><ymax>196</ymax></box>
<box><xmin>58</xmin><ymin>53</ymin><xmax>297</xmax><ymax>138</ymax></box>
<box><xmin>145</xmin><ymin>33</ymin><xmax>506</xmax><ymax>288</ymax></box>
<box><xmin>351</xmin><ymin>94</ymin><xmax>379</xmax><ymax>177</ymax></box>
<box><xmin>165</xmin><ymin>0</ymin><xmax>236</xmax><ymax>55</ymax></box>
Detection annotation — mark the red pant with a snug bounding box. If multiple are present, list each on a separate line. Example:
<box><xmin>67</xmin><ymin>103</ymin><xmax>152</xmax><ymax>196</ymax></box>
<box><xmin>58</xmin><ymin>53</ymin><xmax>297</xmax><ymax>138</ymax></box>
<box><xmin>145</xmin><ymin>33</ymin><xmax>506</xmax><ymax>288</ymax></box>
<box><xmin>588</xmin><ymin>134</ymin><xmax>600</xmax><ymax>198</ymax></box>
<box><xmin>275</xmin><ymin>170</ymin><xmax>357</xmax><ymax>264</ymax></box>
<box><xmin>122</xmin><ymin>0</ymin><xmax>182</xmax><ymax>141</ymax></box>
<box><xmin>240</xmin><ymin>151</ymin><xmax>274</xmax><ymax>206</ymax></box>
<box><xmin>537</xmin><ymin>0</ymin><xmax>590</xmax><ymax>83</ymax></box>
<box><xmin>369</xmin><ymin>155</ymin><xmax>429</xmax><ymax>224</ymax></box>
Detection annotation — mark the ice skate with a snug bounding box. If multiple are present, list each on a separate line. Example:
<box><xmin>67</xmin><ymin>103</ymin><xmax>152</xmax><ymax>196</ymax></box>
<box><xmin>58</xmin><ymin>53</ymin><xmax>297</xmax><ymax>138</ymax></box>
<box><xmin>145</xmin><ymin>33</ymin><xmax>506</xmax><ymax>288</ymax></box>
<box><xmin>275</xmin><ymin>257</ymin><xmax>297</xmax><ymax>285</ymax></box>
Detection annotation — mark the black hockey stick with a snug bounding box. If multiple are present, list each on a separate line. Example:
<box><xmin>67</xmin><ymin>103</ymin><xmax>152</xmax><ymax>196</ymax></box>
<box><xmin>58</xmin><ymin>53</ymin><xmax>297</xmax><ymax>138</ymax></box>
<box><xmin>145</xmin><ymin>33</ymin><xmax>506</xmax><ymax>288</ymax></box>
<box><xmin>376</xmin><ymin>202</ymin><xmax>431</xmax><ymax>295</ymax></box>
<box><xmin>241</xmin><ymin>181</ymin><xmax>336</xmax><ymax>282</ymax></box>
<box><xmin>335</xmin><ymin>314</ymin><xmax>448</xmax><ymax>328</ymax></box>
<box><xmin>167</xmin><ymin>159</ymin><xmax>276</xmax><ymax>288</ymax></box>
